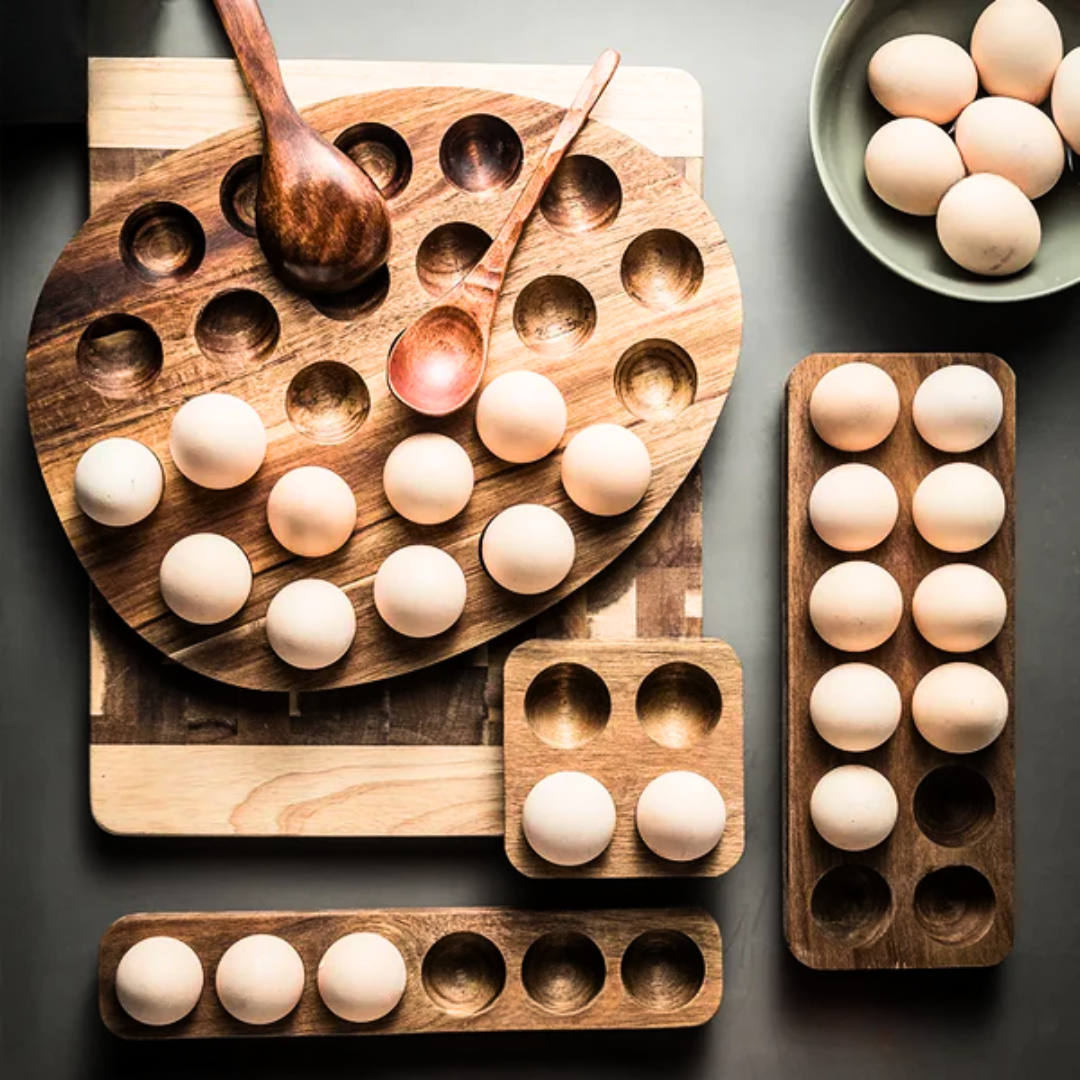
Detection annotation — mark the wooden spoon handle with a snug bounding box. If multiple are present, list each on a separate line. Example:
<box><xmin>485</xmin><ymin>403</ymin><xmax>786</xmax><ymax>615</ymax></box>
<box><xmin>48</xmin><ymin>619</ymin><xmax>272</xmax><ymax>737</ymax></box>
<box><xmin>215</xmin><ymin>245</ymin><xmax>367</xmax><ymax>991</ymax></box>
<box><xmin>212</xmin><ymin>0</ymin><xmax>295</xmax><ymax>123</ymax></box>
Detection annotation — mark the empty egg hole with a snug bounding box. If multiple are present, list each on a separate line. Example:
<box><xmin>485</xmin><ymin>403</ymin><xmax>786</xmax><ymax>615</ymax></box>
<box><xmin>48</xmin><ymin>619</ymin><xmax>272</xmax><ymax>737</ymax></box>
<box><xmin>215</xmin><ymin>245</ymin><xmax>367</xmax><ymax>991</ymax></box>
<box><xmin>914</xmin><ymin>767</ymin><xmax>996</xmax><ymax>848</ymax></box>
<box><xmin>416</xmin><ymin>222</ymin><xmax>492</xmax><ymax>297</ymax></box>
<box><xmin>621</xmin><ymin>931</ymin><xmax>705</xmax><ymax>1011</ymax></box>
<box><xmin>440</xmin><ymin>114</ymin><xmax>523</xmax><ymax>194</ymax></box>
<box><xmin>120</xmin><ymin>201</ymin><xmax>205</xmax><ymax>283</ymax></box>
<box><xmin>539</xmin><ymin>155</ymin><xmax>622</xmax><ymax>234</ymax></box>
<box><xmin>521</xmin><ymin>931</ymin><xmax>606</xmax><ymax>1014</ymax></box>
<box><xmin>286</xmin><ymin>361</ymin><xmax>370</xmax><ymax>445</ymax></box>
<box><xmin>334</xmin><ymin>122</ymin><xmax>412</xmax><ymax>199</ymax></box>
<box><xmin>195</xmin><ymin>289</ymin><xmax>280</xmax><ymax>365</ymax></box>
<box><xmin>810</xmin><ymin>865</ymin><xmax>893</xmax><ymax>947</ymax></box>
<box><xmin>76</xmin><ymin>313</ymin><xmax>163</xmax><ymax>399</ymax></box>
<box><xmin>615</xmin><ymin>339</ymin><xmax>698</xmax><ymax>421</ymax></box>
<box><xmin>220</xmin><ymin>155</ymin><xmax>261</xmax><ymax>237</ymax></box>
<box><xmin>621</xmin><ymin>229</ymin><xmax>705</xmax><ymax>311</ymax></box>
<box><xmin>525</xmin><ymin>663</ymin><xmax>611</xmax><ymax>749</ymax></box>
<box><xmin>636</xmin><ymin>662</ymin><xmax>721</xmax><ymax>749</ymax></box>
<box><xmin>914</xmin><ymin>867</ymin><xmax>997</xmax><ymax>946</ymax></box>
<box><xmin>512</xmin><ymin>275</ymin><xmax>597</xmax><ymax>356</ymax></box>
<box><xmin>310</xmin><ymin>264</ymin><xmax>390</xmax><ymax>321</ymax></box>
<box><xmin>422</xmin><ymin>932</ymin><xmax>506</xmax><ymax>1016</ymax></box>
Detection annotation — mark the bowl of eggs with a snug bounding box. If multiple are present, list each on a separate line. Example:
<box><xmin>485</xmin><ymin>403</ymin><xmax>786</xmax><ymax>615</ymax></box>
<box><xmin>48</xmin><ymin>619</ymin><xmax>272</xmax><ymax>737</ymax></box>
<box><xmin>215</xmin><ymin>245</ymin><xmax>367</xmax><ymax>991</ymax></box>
<box><xmin>811</xmin><ymin>0</ymin><xmax>1080</xmax><ymax>301</ymax></box>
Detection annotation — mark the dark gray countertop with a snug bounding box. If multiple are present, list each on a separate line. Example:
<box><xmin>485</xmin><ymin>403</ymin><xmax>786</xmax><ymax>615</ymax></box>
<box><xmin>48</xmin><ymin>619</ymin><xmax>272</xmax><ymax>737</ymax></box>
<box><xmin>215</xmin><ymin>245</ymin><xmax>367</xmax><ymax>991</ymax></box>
<box><xmin>2</xmin><ymin>1</ymin><xmax>1078</xmax><ymax>1076</ymax></box>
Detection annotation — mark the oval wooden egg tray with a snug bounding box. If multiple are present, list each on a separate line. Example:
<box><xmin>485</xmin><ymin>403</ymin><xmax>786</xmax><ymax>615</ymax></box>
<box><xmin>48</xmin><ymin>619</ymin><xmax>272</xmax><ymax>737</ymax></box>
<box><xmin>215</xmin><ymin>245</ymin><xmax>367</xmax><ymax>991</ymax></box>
<box><xmin>26</xmin><ymin>86</ymin><xmax>742</xmax><ymax>692</ymax></box>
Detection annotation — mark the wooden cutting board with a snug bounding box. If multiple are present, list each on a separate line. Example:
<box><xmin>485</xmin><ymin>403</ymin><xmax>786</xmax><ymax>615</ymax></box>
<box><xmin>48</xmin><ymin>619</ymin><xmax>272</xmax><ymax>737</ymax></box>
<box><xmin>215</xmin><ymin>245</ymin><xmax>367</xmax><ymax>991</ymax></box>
<box><xmin>87</xmin><ymin>58</ymin><xmax>712</xmax><ymax>837</ymax></box>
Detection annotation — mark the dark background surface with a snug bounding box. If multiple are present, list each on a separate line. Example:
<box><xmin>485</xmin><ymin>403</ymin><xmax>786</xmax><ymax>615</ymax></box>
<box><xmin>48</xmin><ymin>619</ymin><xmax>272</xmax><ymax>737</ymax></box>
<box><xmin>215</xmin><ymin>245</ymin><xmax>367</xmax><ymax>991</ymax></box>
<box><xmin>2</xmin><ymin>1</ymin><xmax>1078</xmax><ymax>1076</ymax></box>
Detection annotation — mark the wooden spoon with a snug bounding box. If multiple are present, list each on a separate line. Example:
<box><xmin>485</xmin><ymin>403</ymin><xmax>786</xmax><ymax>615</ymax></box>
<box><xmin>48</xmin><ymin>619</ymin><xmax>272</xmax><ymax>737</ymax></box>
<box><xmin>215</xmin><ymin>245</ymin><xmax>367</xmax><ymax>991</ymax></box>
<box><xmin>387</xmin><ymin>49</ymin><xmax>621</xmax><ymax>416</ymax></box>
<box><xmin>213</xmin><ymin>0</ymin><xmax>391</xmax><ymax>294</ymax></box>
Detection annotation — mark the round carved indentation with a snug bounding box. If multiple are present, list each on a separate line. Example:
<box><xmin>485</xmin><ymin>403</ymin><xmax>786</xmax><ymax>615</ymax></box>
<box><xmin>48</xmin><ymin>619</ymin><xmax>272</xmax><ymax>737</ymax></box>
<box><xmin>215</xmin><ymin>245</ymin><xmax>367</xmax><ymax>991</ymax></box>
<box><xmin>513</xmin><ymin>276</ymin><xmax>597</xmax><ymax>356</ymax></box>
<box><xmin>810</xmin><ymin>865</ymin><xmax>893</xmax><ymax>947</ymax></box>
<box><xmin>620</xmin><ymin>931</ymin><xmax>705</xmax><ymax>1011</ymax></box>
<box><xmin>525</xmin><ymin>663</ymin><xmax>611</xmax><ymax>749</ymax></box>
<box><xmin>636</xmin><ymin>662</ymin><xmax>721</xmax><ymax>749</ymax></box>
<box><xmin>440</xmin><ymin>114</ymin><xmax>524</xmax><ymax>194</ymax></box>
<box><xmin>415</xmin><ymin>222</ymin><xmax>492</xmax><ymax>297</ymax></box>
<box><xmin>120</xmin><ymin>201</ymin><xmax>205</xmax><ymax>283</ymax></box>
<box><xmin>310</xmin><ymin>264</ymin><xmax>391</xmax><ymax>321</ymax></box>
<box><xmin>195</xmin><ymin>290</ymin><xmax>280</xmax><ymax>365</ymax></box>
<box><xmin>220</xmin><ymin>155</ymin><xmax>261</xmax><ymax>237</ymax></box>
<box><xmin>539</xmin><ymin>155</ymin><xmax>622</xmax><ymax>234</ymax></box>
<box><xmin>914</xmin><ymin>866</ymin><xmax>997</xmax><ymax>946</ymax></box>
<box><xmin>76</xmin><ymin>314</ymin><xmax>163</xmax><ymax>399</ymax></box>
<box><xmin>521</xmin><ymin>931</ymin><xmax>606</xmax><ymax>1014</ymax></box>
<box><xmin>615</xmin><ymin>339</ymin><xmax>698</xmax><ymax>421</ymax></box>
<box><xmin>286</xmin><ymin>361</ymin><xmax>370</xmax><ymax>445</ymax></box>
<box><xmin>621</xmin><ymin>229</ymin><xmax>705</xmax><ymax>311</ymax></box>
<box><xmin>914</xmin><ymin>767</ymin><xmax>996</xmax><ymax>849</ymax></box>
<box><xmin>422</xmin><ymin>932</ymin><xmax>506</xmax><ymax>1016</ymax></box>
<box><xmin>334</xmin><ymin>122</ymin><xmax>413</xmax><ymax>199</ymax></box>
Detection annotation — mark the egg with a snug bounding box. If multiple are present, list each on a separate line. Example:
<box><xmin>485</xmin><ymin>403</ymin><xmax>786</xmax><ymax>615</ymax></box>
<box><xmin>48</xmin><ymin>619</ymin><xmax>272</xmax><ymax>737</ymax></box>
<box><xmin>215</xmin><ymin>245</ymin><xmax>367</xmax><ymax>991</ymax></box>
<box><xmin>867</xmin><ymin>34</ymin><xmax>978</xmax><ymax>124</ymax></box>
<box><xmin>267</xmin><ymin>465</ymin><xmax>357</xmax><ymax>557</ymax></box>
<box><xmin>913</xmin><ymin>463</ymin><xmax>1006</xmax><ymax>553</ymax></box>
<box><xmin>913</xmin><ymin>662</ymin><xmax>1009</xmax><ymax>753</ymax></box>
<box><xmin>114</xmin><ymin>936</ymin><xmax>204</xmax><ymax>1027</ymax></box>
<box><xmin>215</xmin><ymin>934</ymin><xmax>305</xmax><ymax>1026</ymax></box>
<box><xmin>481</xmin><ymin>504</ymin><xmax>575</xmax><ymax>594</ymax></box>
<box><xmin>864</xmin><ymin>118</ymin><xmax>966</xmax><ymax>216</ymax></box>
<box><xmin>169</xmin><ymin>392</ymin><xmax>266</xmax><ymax>489</ymax></box>
<box><xmin>561</xmin><ymin>423</ymin><xmax>652</xmax><ymax>516</ymax></box>
<box><xmin>913</xmin><ymin>365</ymin><xmax>1004</xmax><ymax>452</ymax></box>
<box><xmin>809</xmin><ymin>362</ymin><xmax>900</xmax><ymax>452</ymax></box>
<box><xmin>522</xmin><ymin>771</ymin><xmax>616</xmax><ymax>866</ymax></box>
<box><xmin>635</xmin><ymin>771</ymin><xmax>727</xmax><ymax>862</ymax></box>
<box><xmin>809</xmin><ymin>561</ymin><xmax>903</xmax><ymax>652</ymax></box>
<box><xmin>159</xmin><ymin>533</ymin><xmax>252</xmax><ymax>624</ymax></box>
<box><xmin>383</xmin><ymin>433</ymin><xmax>474</xmax><ymax>525</ymax></box>
<box><xmin>809</xmin><ymin>464</ymin><xmax>899</xmax><ymax>552</ymax></box>
<box><xmin>476</xmin><ymin>371</ymin><xmax>568</xmax><ymax>463</ymax></box>
<box><xmin>373</xmin><ymin>545</ymin><xmax>467</xmax><ymax>637</ymax></box>
<box><xmin>913</xmin><ymin>564</ymin><xmax>1007</xmax><ymax>652</ymax></box>
<box><xmin>955</xmin><ymin>97</ymin><xmax>1064</xmax><ymax>200</ymax></box>
<box><xmin>809</xmin><ymin>663</ymin><xmax>902</xmax><ymax>752</ymax></box>
<box><xmin>317</xmin><ymin>932</ymin><xmax>407</xmax><ymax>1023</ymax></box>
<box><xmin>1052</xmin><ymin>47</ymin><xmax>1080</xmax><ymax>153</ymax></box>
<box><xmin>971</xmin><ymin>0</ymin><xmax>1063</xmax><ymax>105</ymax></box>
<box><xmin>936</xmin><ymin>174</ymin><xmax>1041</xmax><ymax>277</ymax></box>
<box><xmin>266</xmin><ymin>578</ymin><xmax>356</xmax><ymax>669</ymax></box>
<box><xmin>810</xmin><ymin>765</ymin><xmax>898</xmax><ymax>852</ymax></box>
<box><xmin>74</xmin><ymin>437</ymin><xmax>164</xmax><ymax>526</ymax></box>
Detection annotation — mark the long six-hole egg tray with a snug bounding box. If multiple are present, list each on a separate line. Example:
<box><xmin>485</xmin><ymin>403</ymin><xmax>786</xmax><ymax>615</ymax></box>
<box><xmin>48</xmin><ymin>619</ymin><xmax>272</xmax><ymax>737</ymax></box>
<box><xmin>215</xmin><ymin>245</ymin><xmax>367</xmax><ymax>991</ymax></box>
<box><xmin>100</xmin><ymin>907</ymin><xmax>722</xmax><ymax>1038</ymax></box>
<box><xmin>784</xmin><ymin>353</ymin><xmax>1015</xmax><ymax>970</ymax></box>
<box><xmin>26</xmin><ymin>84</ymin><xmax>743</xmax><ymax>693</ymax></box>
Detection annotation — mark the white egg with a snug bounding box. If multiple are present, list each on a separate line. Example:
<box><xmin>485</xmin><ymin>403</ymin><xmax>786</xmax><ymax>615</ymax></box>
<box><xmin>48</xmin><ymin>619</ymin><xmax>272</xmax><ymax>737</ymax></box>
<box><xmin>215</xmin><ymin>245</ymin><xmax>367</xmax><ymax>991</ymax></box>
<box><xmin>383</xmin><ymin>433</ymin><xmax>474</xmax><ymax>525</ymax></box>
<box><xmin>74</xmin><ymin>437</ymin><xmax>163</xmax><ymax>526</ymax></box>
<box><xmin>373</xmin><ymin>545</ymin><xmax>467</xmax><ymax>638</ymax></box>
<box><xmin>913</xmin><ymin>365</ymin><xmax>1004</xmax><ymax>452</ymax></box>
<box><xmin>913</xmin><ymin>463</ymin><xmax>1006</xmax><ymax>553</ymax></box>
<box><xmin>971</xmin><ymin>0</ymin><xmax>1063</xmax><ymax>105</ymax></box>
<box><xmin>809</xmin><ymin>663</ymin><xmax>902</xmax><ymax>752</ymax></box>
<box><xmin>561</xmin><ymin>423</ymin><xmax>652</xmax><ymax>516</ymax></box>
<box><xmin>913</xmin><ymin>662</ymin><xmax>1009</xmax><ymax>753</ymax></box>
<box><xmin>522</xmin><ymin>771</ymin><xmax>616</xmax><ymax>866</ymax></box>
<box><xmin>268</xmin><ymin>465</ymin><xmax>357</xmax><ymax>557</ymax></box>
<box><xmin>810</xmin><ymin>765</ymin><xmax>898</xmax><ymax>852</ymax></box>
<box><xmin>809</xmin><ymin>464</ymin><xmax>899</xmax><ymax>552</ymax></box>
<box><xmin>913</xmin><ymin>564</ymin><xmax>1007</xmax><ymax>653</ymax></box>
<box><xmin>476</xmin><ymin>371</ymin><xmax>567</xmax><ymax>463</ymax></box>
<box><xmin>481</xmin><ymin>504</ymin><xmax>575</xmax><ymax>594</ymax></box>
<box><xmin>115</xmin><ymin>936</ymin><xmax>204</xmax><ymax>1027</ymax></box>
<box><xmin>809</xmin><ymin>561</ymin><xmax>903</xmax><ymax>652</ymax></box>
<box><xmin>159</xmin><ymin>533</ymin><xmax>252</xmax><ymax>624</ymax></box>
<box><xmin>1052</xmin><ymin>47</ymin><xmax>1080</xmax><ymax>153</ymax></box>
<box><xmin>635</xmin><ymin>771</ymin><xmax>727</xmax><ymax>862</ymax></box>
<box><xmin>317</xmin><ymin>932</ymin><xmax>407</xmax><ymax>1023</ymax></box>
<box><xmin>266</xmin><ymin>578</ymin><xmax>356</xmax><ymax>669</ymax></box>
<box><xmin>865</xmin><ymin>118</ymin><xmax>967</xmax><ymax>216</ymax></box>
<box><xmin>215</xmin><ymin>934</ymin><xmax>305</xmax><ymax>1026</ymax></box>
<box><xmin>809</xmin><ymin>362</ymin><xmax>899</xmax><ymax>452</ymax></box>
<box><xmin>169</xmin><ymin>393</ymin><xmax>266</xmax><ymax>490</ymax></box>
<box><xmin>867</xmin><ymin>34</ymin><xmax>979</xmax><ymax>124</ymax></box>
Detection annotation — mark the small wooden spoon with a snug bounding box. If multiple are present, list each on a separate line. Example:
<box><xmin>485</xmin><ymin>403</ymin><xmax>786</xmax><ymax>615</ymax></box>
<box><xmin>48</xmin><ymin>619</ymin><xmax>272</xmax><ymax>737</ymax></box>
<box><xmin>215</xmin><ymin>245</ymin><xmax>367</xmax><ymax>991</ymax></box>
<box><xmin>213</xmin><ymin>0</ymin><xmax>391</xmax><ymax>295</ymax></box>
<box><xmin>387</xmin><ymin>49</ymin><xmax>620</xmax><ymax>416</ymax></box>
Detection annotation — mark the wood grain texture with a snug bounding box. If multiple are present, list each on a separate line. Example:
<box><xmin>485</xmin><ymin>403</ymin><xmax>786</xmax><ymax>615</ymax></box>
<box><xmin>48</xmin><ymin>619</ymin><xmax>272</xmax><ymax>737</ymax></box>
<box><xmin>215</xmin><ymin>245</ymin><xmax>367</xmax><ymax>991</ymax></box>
<box><xmin>504</xmin><ymin>639</ymin><xmax>744</xmax><ymax>878</ymax></box>
<box><xmin>99</xmin><ymin>907</ymin><xmax>722</xmax><ymax>1037</ymax></box>
<box><xmin>783</xmin><ymin>353</ymin><xmax>1015</xmax><ymax>970</ymax></box>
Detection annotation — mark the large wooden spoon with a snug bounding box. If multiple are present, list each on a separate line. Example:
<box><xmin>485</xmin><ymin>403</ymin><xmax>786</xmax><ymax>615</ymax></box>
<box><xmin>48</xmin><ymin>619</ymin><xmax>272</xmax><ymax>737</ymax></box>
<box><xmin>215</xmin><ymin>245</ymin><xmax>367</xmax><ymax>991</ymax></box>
<box><xmin>387</xmin><ymin>49</ymin><xmax>620</xmax><ymax>416</ymax></box>
<box><xmin>213</xmin><ymin>0</ymin><xmax>391</xmax><ymax>294</ymax></box>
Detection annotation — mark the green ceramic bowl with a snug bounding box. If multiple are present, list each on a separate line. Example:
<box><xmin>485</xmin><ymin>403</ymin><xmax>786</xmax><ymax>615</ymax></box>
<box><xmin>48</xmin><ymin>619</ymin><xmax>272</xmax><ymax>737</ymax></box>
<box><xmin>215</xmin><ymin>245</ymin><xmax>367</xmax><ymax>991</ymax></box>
<box><xmin>811</xmin><ymin>0</ymin><xmax>1080</xmax><ymax>302</ymax></box>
